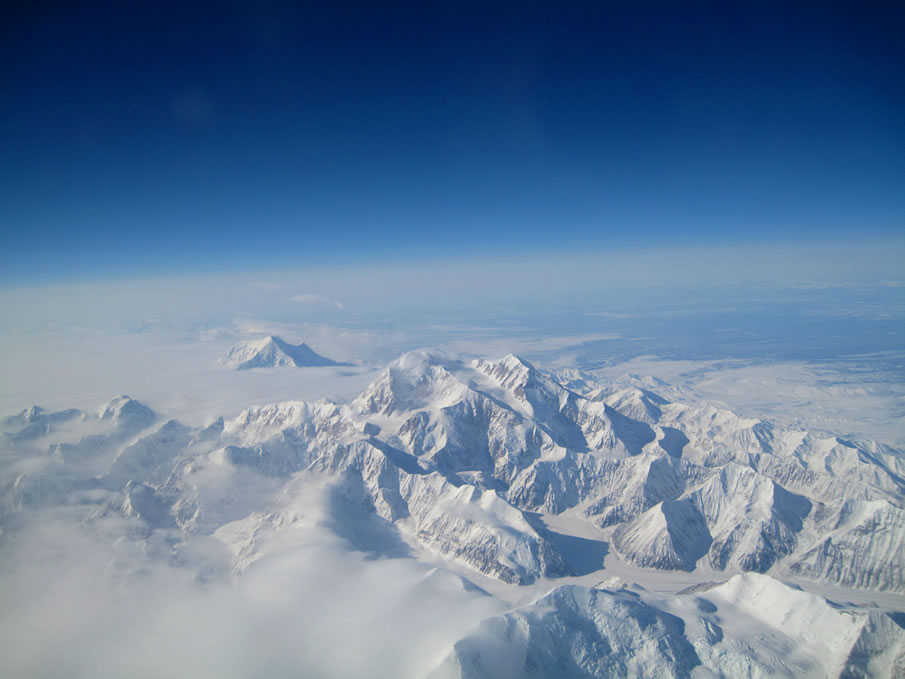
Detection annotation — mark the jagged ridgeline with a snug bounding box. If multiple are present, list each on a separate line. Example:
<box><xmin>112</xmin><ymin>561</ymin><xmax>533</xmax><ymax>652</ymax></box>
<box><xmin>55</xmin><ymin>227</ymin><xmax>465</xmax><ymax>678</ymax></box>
<box><xmin>3</xmin><ymin>350</ymin><xmax>904</xmax><ymax>590</ymax></box>
<box><xmin>2</xmin><ymin>352</ymin><xmax>905</xmax><ymax>677</ymax></box>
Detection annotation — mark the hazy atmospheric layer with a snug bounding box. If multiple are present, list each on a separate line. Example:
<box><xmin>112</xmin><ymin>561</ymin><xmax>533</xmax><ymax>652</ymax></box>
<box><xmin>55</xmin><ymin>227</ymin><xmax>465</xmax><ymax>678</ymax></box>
<box><xmin>1</xmin><ymin>260</ymin><xmax>903</xmax><ymax>679</ymax></box>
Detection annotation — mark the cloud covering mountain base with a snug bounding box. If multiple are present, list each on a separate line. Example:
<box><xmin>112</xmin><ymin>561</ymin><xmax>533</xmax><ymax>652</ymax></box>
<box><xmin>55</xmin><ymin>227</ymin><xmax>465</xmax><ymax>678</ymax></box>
<box><xmin>1</xmin><ymin>352</ymin><xmax>903</xmax><ymax>678</ymax></box>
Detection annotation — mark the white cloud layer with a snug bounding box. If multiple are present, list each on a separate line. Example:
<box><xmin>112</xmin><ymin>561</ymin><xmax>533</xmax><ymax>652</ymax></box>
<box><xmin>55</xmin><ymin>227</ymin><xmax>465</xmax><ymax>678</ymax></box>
<box><xmin>0</xmin><ymin>505</ymin><xmax>499</xmax><ymax>679</ymax></box>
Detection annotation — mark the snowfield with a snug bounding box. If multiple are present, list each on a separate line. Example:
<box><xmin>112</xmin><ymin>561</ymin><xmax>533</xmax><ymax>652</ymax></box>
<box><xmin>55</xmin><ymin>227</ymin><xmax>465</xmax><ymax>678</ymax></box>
<box><xmin>1</xmin><ymin>351</ymin><xmax>903</xmax><ymax>678</ymax></box>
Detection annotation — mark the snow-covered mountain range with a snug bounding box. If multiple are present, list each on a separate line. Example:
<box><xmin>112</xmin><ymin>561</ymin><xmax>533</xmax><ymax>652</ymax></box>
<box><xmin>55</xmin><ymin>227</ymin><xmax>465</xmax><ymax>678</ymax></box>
<box><xmin>2</xmin><ymin>350</ymin><xmax>903</xmax><ymax>677</ymax></box>
<box><xmin>221</xmin><ymin>335</ymin><xmax>346</xmax><ymax>369</ymax></box>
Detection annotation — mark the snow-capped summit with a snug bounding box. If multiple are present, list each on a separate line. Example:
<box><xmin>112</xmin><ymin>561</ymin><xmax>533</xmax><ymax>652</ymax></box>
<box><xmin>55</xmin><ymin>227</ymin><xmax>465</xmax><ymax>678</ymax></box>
<box><xmin>3</xmin><ymin>350</ymin><xmax>905</xmax><ymax>678</ymax></box>
<box><xmin>99</xmin><ymin>395</ymin><xmax>156</xmax><ymax>432</ymax></box>
<box><xmin>221</xmin><ymin>336</ymin><xmax>345</xmax><ymax>370</ymax></box>
<box><xmin>1</xmin><ymin>404</ymin><xmax>82</xmax><ymax>441</ymax></box>
<box><xmin>354</xmin><ymin>350</ymin><xmax>468</xmax><ymax>415</ymax></box>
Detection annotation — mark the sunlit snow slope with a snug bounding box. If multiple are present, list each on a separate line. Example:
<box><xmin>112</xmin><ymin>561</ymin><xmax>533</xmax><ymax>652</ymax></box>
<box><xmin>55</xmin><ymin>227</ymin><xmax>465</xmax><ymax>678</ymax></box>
<box><xmin>1</xmin><ymin>351</ymin><xmax>903</xmax><ymax>678</ymax></box>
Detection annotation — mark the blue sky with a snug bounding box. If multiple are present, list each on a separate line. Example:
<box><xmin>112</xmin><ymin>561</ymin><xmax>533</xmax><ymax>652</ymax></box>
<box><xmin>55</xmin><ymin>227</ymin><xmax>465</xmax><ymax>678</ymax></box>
<box><xmin>1</xmin><ymin>1</ymin><xmax>903</xmax><ymax>284</ymax></box>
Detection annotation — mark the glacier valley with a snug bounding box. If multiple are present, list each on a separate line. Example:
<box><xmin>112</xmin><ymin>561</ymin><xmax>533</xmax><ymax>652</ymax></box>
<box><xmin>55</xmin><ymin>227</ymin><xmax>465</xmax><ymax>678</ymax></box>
<box><xmin>1</xmin><ymin>350</ymin><xmax>903</xmax><ymax>678</ymax></box>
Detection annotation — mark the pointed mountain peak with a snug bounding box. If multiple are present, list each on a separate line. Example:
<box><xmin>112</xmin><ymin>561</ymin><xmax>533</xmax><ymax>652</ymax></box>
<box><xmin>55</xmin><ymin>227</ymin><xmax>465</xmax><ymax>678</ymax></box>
<box><xmin>23</xmin><ymin>405</ymin><xmax>45</xmax><ymax>421</ymax></box>
<box><xmin>2</xmin><ymin>405</ymin><xmax>45</xmax><ymax>426</ymax></box>
<box><xmin>473</xmin><ymin>354</ymin><xmax>539</xmax><ymax>389</ymax></box>
<box><xmin>99</xmin><ymin>395</ymin><xmax>156</xmax><ymax>431</ymax></box>
<box><xmin>501</xmin><ymin>353</ymin><xmax>535</xmax><ymax>369</ymax></box>
<box><xmin>100</xmin><ymin>395</ymin><xmax>141</xmax><ymax>418</ymax></box>
<box><xmin>356</xmin><ymin>350</ymin><xmax>467</xmax><ymax>415</ymax></box>
<box><xmin>222</xmin><ymin>336</ymin><xmax>345</xmax><ymax>370</ymax></box>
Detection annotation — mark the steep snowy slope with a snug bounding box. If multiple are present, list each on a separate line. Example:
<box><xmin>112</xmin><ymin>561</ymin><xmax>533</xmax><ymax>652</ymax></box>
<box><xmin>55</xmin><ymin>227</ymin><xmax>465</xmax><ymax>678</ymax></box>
<box><xmin>694</xmin><ymin>574</ymin><xmax>905</xmax><ymax>677</ymax></box>
<box><xmin>432</xmin><ymin>574</ymin><xmax>905</xmax><ymax>679</ymax></box>
<box><xmin>430</xmin><ymin>585</ymin><xmax>701</xmax><ymax>679</ymax></box>
<box><xmin>1</xmin><ymin>350</ymin><xmax>904</xmax><ymax>678</ymax></box>
<box><xmin>221</xmin><ymin>335</ymin><xmax>346</xmax><ymax>369</ymax></box>
<box><xmin>3</xmin><ymin>350</ymin><xmax>904</xmax><ymax>593</ymax></box>
<box><xmin>613</xmin><ymin>462</ymin><xmax>812</xmax><ymax>572</ymax></box>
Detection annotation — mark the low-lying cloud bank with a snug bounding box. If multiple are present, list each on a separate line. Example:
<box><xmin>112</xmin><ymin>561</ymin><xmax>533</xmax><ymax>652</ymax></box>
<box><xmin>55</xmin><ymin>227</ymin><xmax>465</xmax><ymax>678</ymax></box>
<box><xmin>0</xmin><ymin>503</ymin><xmax>499</xmax><ymax>679</ymax></box>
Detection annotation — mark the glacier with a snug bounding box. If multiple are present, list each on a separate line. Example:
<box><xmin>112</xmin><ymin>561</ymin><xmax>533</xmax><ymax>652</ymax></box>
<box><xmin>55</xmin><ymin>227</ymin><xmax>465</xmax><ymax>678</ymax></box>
<box><xmin>1</xmin><ymin>350</ymin><xmax>903</xmax><ymax>678</ymax></box>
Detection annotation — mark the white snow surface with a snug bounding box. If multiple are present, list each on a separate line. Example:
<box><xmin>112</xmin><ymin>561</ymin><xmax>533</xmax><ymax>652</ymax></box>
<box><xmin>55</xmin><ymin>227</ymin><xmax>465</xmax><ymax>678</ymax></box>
<box><xmin>1</xmin><ymin>350</ymin><xmax>904</xmax><ymax>678</ymax></box>
<box><xmin>221</xmin><ymin>335</ymin><xmax>346</xmax><ymax>369</ymax></box>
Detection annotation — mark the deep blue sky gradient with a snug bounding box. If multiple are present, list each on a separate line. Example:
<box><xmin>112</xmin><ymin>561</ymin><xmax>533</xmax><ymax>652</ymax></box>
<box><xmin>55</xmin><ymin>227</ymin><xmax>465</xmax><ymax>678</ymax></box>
<box><xmin>1</xmin><ymin>1</ymin><xmax>903</xmax><ymax>283</ymax></box>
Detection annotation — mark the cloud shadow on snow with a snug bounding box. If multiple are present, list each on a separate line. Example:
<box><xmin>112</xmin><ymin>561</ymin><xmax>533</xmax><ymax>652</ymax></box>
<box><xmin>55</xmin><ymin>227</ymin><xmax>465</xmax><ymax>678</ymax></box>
<box><xmin>323</xmin><ymin>475</ymin><xmax>413</xmax><ymax>560</ymax></box>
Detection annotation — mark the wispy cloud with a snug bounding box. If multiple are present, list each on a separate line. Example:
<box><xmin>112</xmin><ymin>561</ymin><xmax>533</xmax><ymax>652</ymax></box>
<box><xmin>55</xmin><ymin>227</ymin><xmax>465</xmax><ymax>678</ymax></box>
<box><xmin>0</xmin><ymin>475</ymin><xmax>499</xmax><ymax>679</ymax></box>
